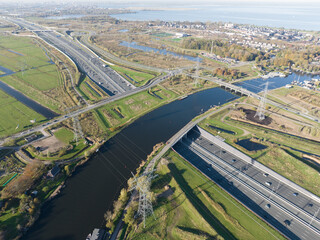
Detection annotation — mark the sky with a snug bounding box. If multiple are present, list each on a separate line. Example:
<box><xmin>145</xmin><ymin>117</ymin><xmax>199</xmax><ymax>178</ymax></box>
<box><xmin>1</xmin><ymin>0</ymin><xmax>320</xmax><ymax>3</ymax></box>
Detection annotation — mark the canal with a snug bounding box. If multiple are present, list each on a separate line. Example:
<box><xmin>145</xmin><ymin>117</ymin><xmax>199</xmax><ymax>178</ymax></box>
<box><xmin>21</xmin><ymin>72</ymin><xmax>316</xmax><ymax>240</ymax></box>
<box><xmin>22</xmin><ymin>87</ymin><xmax>236</xmax><ymax>240</ymax></box>
<box><xmin>0</xmin><ymin>81</ymin><xmax>58</xmax><ymax>119</ymax></box>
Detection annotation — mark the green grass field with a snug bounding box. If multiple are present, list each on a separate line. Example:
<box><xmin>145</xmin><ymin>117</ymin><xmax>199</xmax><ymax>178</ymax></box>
<box><xmin>199</xmin><ymin>109</ymin><xmax>320</xmax><ymax>197</ymax></box>
<box><xmin>0</xmin><ymin>208</ymin><xmax>26</xmax><ymax>240</ymax></box>
<box><xmin>111</xmin><ymin>65</ymin><xmax>156</xmax><ymax>86</ymax></box>
<box><xmin>77</xmin><ymin>76</ymin><xmax>102</xmax><ymax>102</ymax></box>
<box><xmin>24</xmin><ymin>127</ymin><xmax>90</xmax><ymax>161</ymax></box>
<box><xmin>128</xmin><ymin>150</ymin><xmax>285</xmax><ymax>240</ymax></box>
<box><xmin>0</xmin><ymin>172</ymin><xmax>18</xmax><ymax>186</ymax></box>
<box><xmin>53</xmin><ymin>127</ymin><xmax>75</xmax><ymax>144</ymax></box>
<box><xmin>0</xmin><ymin>36</ymin><xmax>53</xmax><ymax>71</ymax></box>
<box><xmin>96</xmin><ymin>85</ymin><xmax>178</xmax><ymax>132</ymax></box>
<box><xmin>0</xmin><ymin>36</ymin><xmax>67</xmax><ymax>112</ymax></box>
<box><xmin>0</xmin><ymin>89</ymin><xmax>46</xmax><ymax>137</ymax></box>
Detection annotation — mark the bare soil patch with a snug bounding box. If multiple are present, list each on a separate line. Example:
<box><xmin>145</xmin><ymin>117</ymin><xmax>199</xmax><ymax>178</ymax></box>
<box><xmin>32</xmin><ymin>135</ymin><xmax>66</xmax><ymax>153</ymax></box>
<box><xmin>239</xmin><ymin>107</ymin><xmax>272</xmax><ymax>125</ymax></box>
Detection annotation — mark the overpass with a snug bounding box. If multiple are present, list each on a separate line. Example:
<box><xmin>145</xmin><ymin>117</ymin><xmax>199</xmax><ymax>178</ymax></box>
<box><xmin>187</xmin><ymin>73</ymin><xmax>320</xmax><ymax>124</ymax></box>
<box><xmin>173</xmin><ymin>126</ymin><xmax>320</xmax><ymax>240</ymax></box>
<box><xmin>7</xmin><ymin>17</ymin><xmax>135</xmax><ymax>96</ymax></box>
<box><xmin>31</xmin><ymin>29</ymin><xmax>53</xmax><ymax>32</ymax></box>
<box><xmin>139</xmin><ymin>101</ymin><xmax>320</xmax><ymax>239</ymax></box>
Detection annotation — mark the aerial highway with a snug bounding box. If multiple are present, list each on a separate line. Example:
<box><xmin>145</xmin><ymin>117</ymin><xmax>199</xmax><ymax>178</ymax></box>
<box><xmin>7</xmin><ymin>17</ymin><xmax>135</xmax><ymax>96</ymax></box>
<box><xmin>79</xmin><ymin>34</ymin><xmax>166</xmax><ymax>73</ymax></box>
<box><xmin>173</xmin><ymin>127</ymin><xmax>320</xmax><ymax>240</ymax></box>
<box><xmin>0</xmin><ymin>69</ymin><xmax>179</xmax><ymax>146</ymax></box>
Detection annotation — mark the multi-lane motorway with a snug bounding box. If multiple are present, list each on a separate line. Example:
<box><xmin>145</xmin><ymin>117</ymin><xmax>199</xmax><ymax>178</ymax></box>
<box><xmin>0</xmin><ymin>68</ymin><xmax>178</xmax><ymax>145</ymax></box>
<box><xmin>8</xmin><ymin>17</ymin><xmax>135</xmax><ymax>96</ymax></box>
<box><xmin>173</xmin><ymin>127</ymin><xmax>320</xmax><ymax>240</ymax></box>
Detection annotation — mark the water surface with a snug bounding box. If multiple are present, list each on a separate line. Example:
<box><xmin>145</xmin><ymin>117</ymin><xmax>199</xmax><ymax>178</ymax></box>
<box><xmin>0</xmin><ymin>81</ymin><xmax>58</xmax><ymax>119</ymax></box>
<box><xmin>22</xmin><ymin>72</ymin><xmax>315</xmax><ymax>239</ymax></box>
<box><xmin>110</xmin><ymin>3</ymin><xmax>320</xmax><ymax>31</ymax></box>
<box><xmin>22</xmin><ymin>87</ymin><xmax>236</xmax><ymax>240</ymax></box>
<box><xmin>120</xmin><ymin>41</ymin><xmax>201</xmax><ymax>62</ymax></box>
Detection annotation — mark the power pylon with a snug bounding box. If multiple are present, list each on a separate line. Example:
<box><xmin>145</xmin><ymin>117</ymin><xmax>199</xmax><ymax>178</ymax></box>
<box><xmin>73</xmin><ymin>115</ymin><xmax>84</xmax><ymax>145</ymax></box>
<box><xmin>19</xmin><ymin>60</ymin><xmax>27</xmax><ymax>78</ymax></box>
<box><xmin>255</xmin><ymin>81</ymin><xmax>270</xmax><ymax>121</ymax></box>
<box><xmin>194</xmin><ymin>56</ymin><xmax>200</xmax><ymax>87</ymax></box>
<box><xmin>130</xmin><ymin>170</ymin><xmax>157</xmax><ymax>228</ymax></box>
<box><xmin>64</xmin><ymin>106</ymin><xmax>84</xmax><ymax>145</ymax></box>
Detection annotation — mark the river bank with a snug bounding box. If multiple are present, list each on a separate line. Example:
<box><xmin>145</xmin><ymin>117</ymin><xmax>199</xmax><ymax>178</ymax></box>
<box><xmin>19</xmin><ymin>71</ymin><xmax>317</xmax><ymax>240</ymax></box>
<box><xmin>19</xmin><ymin>85</ymin><xmax>236</xmax><ymax>240</ymax></box>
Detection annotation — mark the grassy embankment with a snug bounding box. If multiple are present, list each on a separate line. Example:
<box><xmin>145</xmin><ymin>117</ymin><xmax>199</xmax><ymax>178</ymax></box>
<box><xmin>20</xmin><ymin>67</ymin><xmax>219</xmax><ymax>163</ymax></box>
<box><xmin>110</xmin><ymin>65</ymin><xmax>156</xmax><ymax>87</ymax></box>
<box><xmin>93</xmin><ymin>85</ymin><xmax>178</xmax><ymax>137</ymax></box>
<box><xmin>270</xmin><ymin>85</ymin><xmax>320</xmax><ymax>117</ymax></box>
<box><xmin>125</xmin><ymin>150</ymin><xmax>285</xmax><ymax>240</ymax></box>
<box><xmin>22</xmin><ymin>84</ymin><xmax>179</xmax><ymax>161</ymax></box>
<box><xmin>198</xmin><ymin>107</ymin><xmax>320</xmax><ymax>197</ymax></box>
<box><xmin>77</xmin><ymin>74</ymin><xmax>106</xmax><ymax>102</ymax></box>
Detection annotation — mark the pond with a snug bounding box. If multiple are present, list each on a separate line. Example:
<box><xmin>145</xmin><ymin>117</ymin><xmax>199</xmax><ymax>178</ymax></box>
<box><xmin>120</xmin><ymin>41</ymin><xmax>201</xmax><ymax>62</ymax></box>
<box><xmin>236</xmin><ymin>138</ymin><xmax>268</xmax><ymax>151</ymax></box>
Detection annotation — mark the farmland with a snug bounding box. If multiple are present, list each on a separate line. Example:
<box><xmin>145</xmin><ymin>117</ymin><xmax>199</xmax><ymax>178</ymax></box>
<box><xmin>0</xmin><ymin>89</ymin><xmax>46</xmax><ymax>137</ymax></box>
<box><xmin>0</xmin><ymin>36</ymin><xmax>78</xmax><ymax>113</ymax></box>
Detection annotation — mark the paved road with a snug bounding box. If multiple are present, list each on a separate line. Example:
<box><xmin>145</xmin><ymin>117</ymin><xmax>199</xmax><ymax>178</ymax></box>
<box><xmin>0</xmin><ymin>68</ymin><xmax>179</xmax><ymax>146</ymax></box>
<box><xmin>81</xmin><ymin>35</ymin><xmax>166</xmax><ymax>73</ymax></box>
<box><xmin>173</xmin><ymin>128</ymin><xmax>320</xmax><ymax>240</ymax></box>
<box><xmin>7</xmin><ymin>17</ymin><xmax>134</xmax><ymax>96</ymax></box>
<box><xmin>193</xmin><ymin>74</ymin><xmax>320</xmax><ymax>124</ymax></box>
<box><xmin>110</xmin><ymin>105</ymin><xmax>232</xmax><ymax>240</ymax></box>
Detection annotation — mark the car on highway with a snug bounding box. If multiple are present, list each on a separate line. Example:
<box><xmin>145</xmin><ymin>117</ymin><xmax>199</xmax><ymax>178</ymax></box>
<box><xmin>263</xmin><ymin>173</ymin><xmax>269</xmax><ymax>177</ymax></box>
<box><xmin>265</xmin><ymin>204</ymin><xmax>271</xmax><ymax>209</ymax></box>
<box><xmin>284</xmin><ymin>219</ymin><xmax>291</xmax><ymax>227</ymax></box>
<box><xmin>265</xmin><ymin>181</ymin><xmax>272</xmax><ymax>186</ymax></box>
<box><xmin>293</xmin><ymin>192</ymin><xmax>299</xmax><ymax>196</ymax></box>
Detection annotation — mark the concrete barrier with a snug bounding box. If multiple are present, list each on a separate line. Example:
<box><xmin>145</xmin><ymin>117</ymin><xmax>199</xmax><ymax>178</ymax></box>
<box><xmin>196</xmin><ymin>125</ymin><xmax>320</xmax><ymax>204</ymax></box>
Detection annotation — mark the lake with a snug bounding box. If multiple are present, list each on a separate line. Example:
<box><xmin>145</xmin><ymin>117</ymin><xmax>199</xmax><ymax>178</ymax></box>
<box><xmin>110</xmin><ymin>3</ymin><xmax>320</xmax><ymax>31</ymax></box>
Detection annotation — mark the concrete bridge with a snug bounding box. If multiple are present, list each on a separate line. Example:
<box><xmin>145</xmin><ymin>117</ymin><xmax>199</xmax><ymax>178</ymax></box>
<box><xmin>186</xmin><ymin>73</ymin><xmax>259</xmax><ymax>97</ymax></box>
<box><xmin>188</xmin><ymin>74</ymin><xmax>320</xmax><ymax>123</ymax></box>
<box><xmin>31</xmin><ymin>29</ymin><xmax>53</xmax><ymax>33</ymax></box>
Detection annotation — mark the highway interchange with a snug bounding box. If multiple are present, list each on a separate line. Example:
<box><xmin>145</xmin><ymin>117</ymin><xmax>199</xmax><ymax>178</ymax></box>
<box><xmin>173</xmin><ymin>127</ymin><xmax>320</xmax><ymax>240</ymax></box>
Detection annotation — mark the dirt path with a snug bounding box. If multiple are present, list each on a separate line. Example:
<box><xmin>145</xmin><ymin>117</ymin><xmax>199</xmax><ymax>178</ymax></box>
<box><xmin>220</xmin><ymin>111</ymin><xmax>251</xmax><ymax>136</ymax></box>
